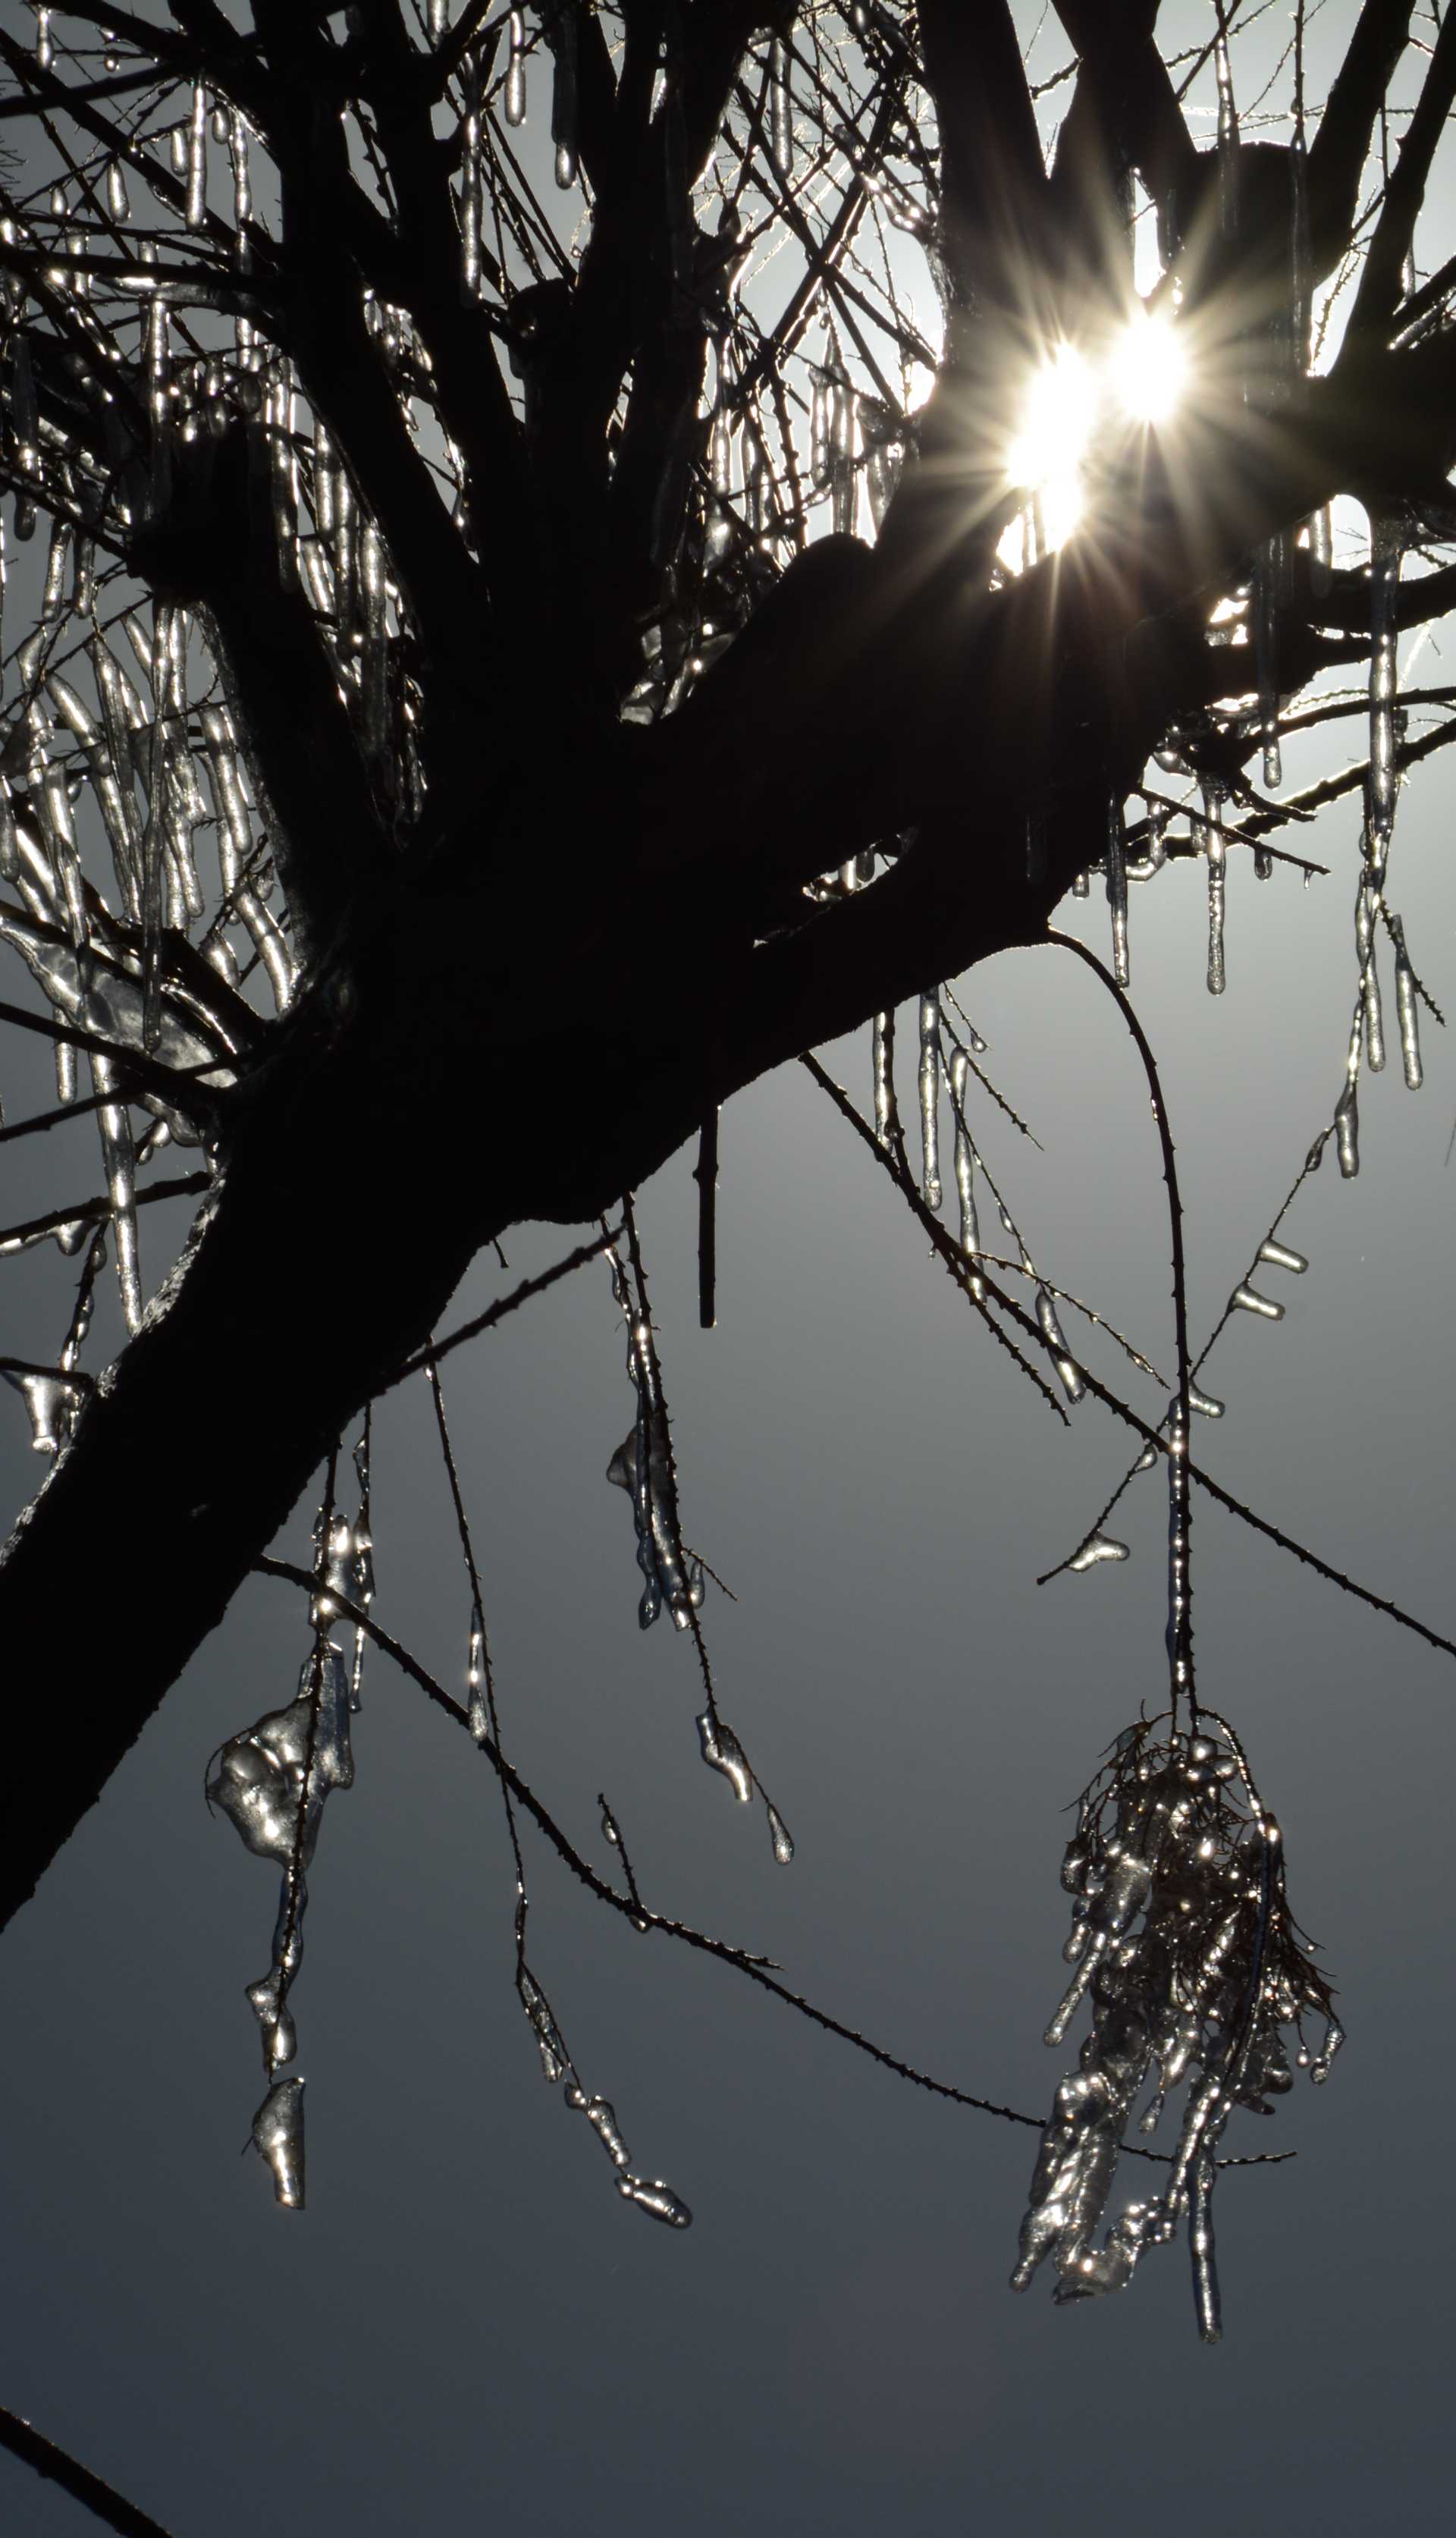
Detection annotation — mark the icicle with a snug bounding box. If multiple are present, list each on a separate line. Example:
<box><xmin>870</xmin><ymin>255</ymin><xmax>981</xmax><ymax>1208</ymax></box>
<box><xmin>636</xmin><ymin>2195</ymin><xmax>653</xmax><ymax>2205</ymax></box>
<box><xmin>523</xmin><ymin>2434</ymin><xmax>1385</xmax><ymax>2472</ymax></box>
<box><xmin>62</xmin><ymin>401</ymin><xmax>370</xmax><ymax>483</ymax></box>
<box><xmin>506</xmin><ymin>10</ymin><xmax>526</xmax><ymax>124</ymax></box>
<box><xmin>1037</xmin><ymin>1289</ymin><xmax>1085</xmax><ymax>1403</ymax></box>
<box><xmin>0</xmin><ymin>778</ymin><xmax>18</xmax><ymax>882</ymax></box>
<box><xmin>1188</xmin><ymin>1384</ymin><xmax>1224</xmax><ymax>1418</ymax></box>
<box><xmin>1214</xmin><ymin>25</ymin><xmax>1239</xmax><ymax>237</ymax></box>
<box><xmin>550</xmin><ymin>7</ymin><xmax>579</xmax><ymax>187</ymax></box>
<box><xmin>90</xmin><ymin>1054</ymin><xmax>143</xmax><ymax>1332</ymax></box>
<box><xmin>697</xmin><ymin>1711</ymin><xmax>754</xmax><ymax>1804</ymax></box>
<box><xmin>1230</xmin><ymin>1283</ymin><xmax>1283</xmax><ymax>1321</ymax></box>
<box><xmin>519</xmin><ymin>1970</ymin><xmax>568</xmax><ymax>2084</ymax></box>
<box><xmin>770</xmin><ymin>38</ymin><xmax>792</xmax><ymax>175</ymax></box>
<box><xmin>467</xmin><ymin>1599</ymin><xmax>489</xmax><ymax>1743</ymax></box>
<box><xmin>348</xmin><ymin>1425</ymin><xmax>374</xmax><ymax>1710</ymax></box>
<box><xmin>185</xmin><ymin>81</ymin><xmax>207</xmax><ymax>229</ymax></box>
<box><xmin>1291</xmin><ymin>129</ymin><xmax>1311</xmax><ymax>373</ymax></box>
<box><xmin>606</xmin><ymin>1266</ymin><xmax>704</xmax><ymax>1632</ymax></box>
<box><xmin>209</xmin><ymin>1642</ymin><xmax>356</xmax><ymax>1871</ymax></box>
<box><xmin>4</xmin><ymin>1368</ymin><xmax>80</xmax><ymax>1454</ymax></box>
<box><xmin>565</xmin><ymin>2087</ymin><xmax>633</xmax><ymax>2171</ymax></box>
<box><xmin>766</xmin><ymin>1801</ymin><xmax>795</xmax><ymax>1866</ymax></box>
<box><xmin>617</xmin><ymin>2174</ymin><xmax>692</xmax><ymax>2229</ymax></box>
<box><xmin>459</xmin><ymin>50</ymin><xmax>482</xmax><ymax>297</ymax></box>
<box><xmin>1254</xmin><ymin>539</ymin><xmax>1282</xmax><ymax>787</ymax></box>
<box><xmin>1068</xmin><ymin>1532</ymin><xmax>1130</xmax><ymax>1572</ymax></box>
<box><xmin>252</xmin><ymin>2078</ymin><xmax>305</xmax><ymax>2208</ymax></box>
<box><xmin>709</xmin><ymin>397</ymin><xmax>733</xmax><ymax>501</ymax></box>
<box><xmin>1306</xmin><ymin>504</ymin><xmax>1332</xmax><ymax>595</ymax></box>
<box><xmin>918</xmin><ymin>990</ymin><xmax>941</xmax><ymax>1208</ymax></box>
<box><xmin>810</xmin><ymin>367</ymin><xmax>830</xmax><ymax>490</ymax></box>
<box><xmin>1015</xmin><ymin>1730</ymin><xmax>1334</xmax><ymax>2330</ymax></box>
<box><xmin>1367</xmin><ymin>514</ymin><xmax>1401</xmax><ymax>855</ymax></box>
<box><xmin>872</xmin><ymin>1012</ymin><xmax>893</xmax><ymax>1147</ymax></box>
<box><xmin>1106</xmin><ymin>796</ymin><xmax>1129</xmax><ymax>986</ymax></box>
<box><xmin>1203</xmin><ymin>789</ymin><xmax>1225</xmax><ymax>996</ymax></box>
<box><xmin>1356</xmin><ymin>875</ymin><xmax>1385</xmax><ymax>1073</ymax></box>
<box><xmin>830</xmin><ymin>366</ymin><xmax>856</xmax><ymax>539</ymax></box>
<box><xmin>359</xmin><ymin>520</ymin><xmax>388</xmax><ymax>768</ymax></box>
<box><xmin>229</xmin><ymin>108</ymin><xmax>252</xmax><ymax>258</ymax></box>
<box><xmin>1389</xmin><ymin>915</ymin><xmax>1423</xmax><ymax>1088</ymax></box>
<box><xmin>1258</xmin><ymin>1239</ymin><xmax>1307</xmax><ymax>1274</ymax></box>
<box><xmin>949</xmin><ymin>1048</ymin><xmax>982</xmax><ymax>1290</ymax></box>
<box><xmin>1335</xmin><ymin>1075</ymin><xmax>1360</xmax><ymax>1179</ymax></box>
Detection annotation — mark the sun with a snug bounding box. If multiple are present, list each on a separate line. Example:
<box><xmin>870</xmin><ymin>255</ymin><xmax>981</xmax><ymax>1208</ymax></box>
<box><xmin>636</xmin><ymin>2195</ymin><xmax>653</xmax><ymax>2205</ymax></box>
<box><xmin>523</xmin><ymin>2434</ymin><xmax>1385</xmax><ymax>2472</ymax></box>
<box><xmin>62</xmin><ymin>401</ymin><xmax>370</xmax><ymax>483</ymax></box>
<box><xmin>1003</xmin><ymin>313</ymin><xmax>1188</xmax><ymax>564</ymax></box>
<box><xmin>1106</xmin><ymin>309</ymin><xmax>1188</xmax><ymax>426</ymax></box>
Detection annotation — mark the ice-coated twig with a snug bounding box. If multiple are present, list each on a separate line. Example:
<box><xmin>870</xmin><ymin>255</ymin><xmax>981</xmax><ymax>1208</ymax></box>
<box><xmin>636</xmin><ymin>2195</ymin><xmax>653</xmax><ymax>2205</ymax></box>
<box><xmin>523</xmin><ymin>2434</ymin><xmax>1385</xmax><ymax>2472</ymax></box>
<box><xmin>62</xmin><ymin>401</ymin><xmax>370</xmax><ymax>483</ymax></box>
<box><xmin>207</xmin><ymin>1448</ymin><xmax>357</xmax><ymax>2206</ymax></box>
<box><xmin>918</xmin><ymin>988</ymin><xmax>941</xmax><ymax>1207</ymax></box>
<box><xmin>808</xmin><ymin>1053</ymin><xmax>1456</xmax><ymax>1663</ymax></box>
<box><xmin>385</xmin><ymin>1227</ymin><xmax>620</xmax><ymax>1390</ymax></box>
<box><xmin>1013</xmin><ymin>1709</ymin><xmax>1336</xmax><ymax>2336</ymax></box>
<box><xmin>607</xmin><ymin>1204</ymin><xmax>704</xmax><ymax>1634</ymax></box>
<box><xmin>1367</xmin><ymin>509</ymin><xmax>1402</xmax><ymax>856</ymax></box>
<box><xmin>255</xmin><ymin>1559</ymin><xmax>1294</xmax><ymax>2169</ymax></box>
<box><xmin>0</xmin><ymin>2395</ymin><xmax>179</xmax><ymax>2538</ymax></box>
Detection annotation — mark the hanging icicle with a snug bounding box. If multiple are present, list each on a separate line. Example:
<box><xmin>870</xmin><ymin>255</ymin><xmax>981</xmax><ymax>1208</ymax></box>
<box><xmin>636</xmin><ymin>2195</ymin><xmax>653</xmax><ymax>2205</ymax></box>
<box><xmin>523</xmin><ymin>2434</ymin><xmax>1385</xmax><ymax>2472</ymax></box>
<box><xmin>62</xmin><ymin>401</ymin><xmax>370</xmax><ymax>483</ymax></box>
<box><xmin>1389</xmin><ymin>915</ymin><xmax>1423</xmax><ymax>1090</ymax></box>
<box><xmin>1106</xmin><ymin>796</ymin><xmax>1129</xmax><ymax>986</ymax></box>
<box><xmin>208</xmin><ymin>1473</ymin><xmax>359</xmax><ymax>2209</ymax></box>
<box><xmin>1367</xmin><ymin>511</ymin><xmax>1402</xmax><ymax>862</ymax></box>
<box><xmin>770</xmin><ymin>37</ymin><xmax>792</xmax><ymax>176</ymax></box>
<box><xmin>606</xmin><ymin>1251</ymin><xmax>704</xmax><ymax>1632</ymax></box>
<box><xmin>918</xmin><ymin>990</ymin><xmax>941</xmax><ymax>1208</ymax></box>
<box><xmin>949</xmin><ymin>1048</ymin><xmax>983</xmax><ymax>1293</ymax></box>
<box><xmin>506</xmin><ymin>10</ymin><xmax>527</xmax><ymax>125</ymax></box>
<box><xmin>1036</xmin><ymin>1288</ymin><xmax>1085</xmax><ymax>1404</ymax></box>
<box><xmin>1013</xmin><ymin>1717</ymin><xmax>1339</xmax><ymax>2337</ymax></box>
<box><xmin>1203</xmin><ymin>786</ymin><xmax>1226</xmax><ymax>995</ymax></box>
<box><xmin>549</xmin><ymin>5</ymin><xmax>579</xmax><ymax>188</ymax></box>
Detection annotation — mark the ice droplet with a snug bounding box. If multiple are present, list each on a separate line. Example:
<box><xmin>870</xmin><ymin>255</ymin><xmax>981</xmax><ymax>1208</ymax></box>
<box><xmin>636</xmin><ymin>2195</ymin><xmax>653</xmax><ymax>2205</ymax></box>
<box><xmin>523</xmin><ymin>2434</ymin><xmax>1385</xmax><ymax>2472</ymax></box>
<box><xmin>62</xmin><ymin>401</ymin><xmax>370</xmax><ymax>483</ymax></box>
<box><xmin>1258</xmin><ymin>1240</ymin><xmax>1307</xmax><ymax>1274</ymax></box>
<box><xmin>1036</xmin><ymin>1289</ymin><xmax>1084</xmax><ymax>1403</ymax></box>
<box><xmin>697</xmin><ymin>1711</ymin><xmax>753</xmax><ymax>1804</ymax></box>
<box><xmin>1231</xmin><ymin>1284</ymin><xmax>1283</xmax><ymax>1322</ymax></box>
<box><xmin>618</xmin><ymin>2174</ymin><xmax>692</xmax><ymax>2228</ymax></box>
<box><xmin>767</xmin><ymin>1801</ymin><xmax>795</xmax><ymax>1866</ymax></box>
<box><xmin>1335</xmin><ymin>1077</ymin><xmax>1360</xmax><ymax>1179</ymax></box>
<box><xmin>1389</xmin><ymin>916</ymin><xmax>1423</xmax><ymax>1091</ymax></box>
<box><xmin>580</xmin><ymin>2096</ymin><xmax>632</xmax><ymax>2170</ymax></box>
<box><xmin>1068</xmin><ymin>1532</ymin><xmax>1130</xmax><ymax>1572</ymax></box>
<box><xmin>1188</xmin><ymin>1384</ymin><xmax>1224</xmax><ymax>1418</ymax></box>
<box><xmin>252</xmin><ymin>2077</ymin><xmax>305</xmax><ymax>2209</ymax></box>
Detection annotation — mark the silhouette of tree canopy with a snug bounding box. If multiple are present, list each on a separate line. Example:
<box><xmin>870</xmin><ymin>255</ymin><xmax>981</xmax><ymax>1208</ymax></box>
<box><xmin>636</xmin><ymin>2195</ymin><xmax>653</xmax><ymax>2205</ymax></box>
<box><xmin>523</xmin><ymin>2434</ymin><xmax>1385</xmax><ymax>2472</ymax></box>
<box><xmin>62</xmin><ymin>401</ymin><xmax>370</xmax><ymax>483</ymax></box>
<box><xmin>2</xmin><ymin>8</ymin><xmax>1456</xmax><ymax>2500</ymax></box>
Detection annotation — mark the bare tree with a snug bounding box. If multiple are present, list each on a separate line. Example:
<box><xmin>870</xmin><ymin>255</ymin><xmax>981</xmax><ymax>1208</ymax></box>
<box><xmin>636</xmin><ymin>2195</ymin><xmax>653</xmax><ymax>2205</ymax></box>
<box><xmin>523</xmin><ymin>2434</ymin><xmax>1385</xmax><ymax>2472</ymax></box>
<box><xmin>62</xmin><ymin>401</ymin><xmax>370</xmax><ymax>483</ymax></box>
<box><xmin>2</xmin><ymin>14</ymin><xmax>1455</xmax><ymax>2480</ymax></box>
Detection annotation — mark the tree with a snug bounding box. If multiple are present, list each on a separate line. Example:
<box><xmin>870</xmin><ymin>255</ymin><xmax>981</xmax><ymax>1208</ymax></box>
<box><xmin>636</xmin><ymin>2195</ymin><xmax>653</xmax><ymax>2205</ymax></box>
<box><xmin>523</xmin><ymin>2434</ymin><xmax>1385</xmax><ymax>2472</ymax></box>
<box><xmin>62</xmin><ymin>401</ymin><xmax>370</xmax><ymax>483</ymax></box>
<box><xmin>2</xmin><ymin>2</ymin><xmax>1455</xmax><ymax>2516</ymax></box>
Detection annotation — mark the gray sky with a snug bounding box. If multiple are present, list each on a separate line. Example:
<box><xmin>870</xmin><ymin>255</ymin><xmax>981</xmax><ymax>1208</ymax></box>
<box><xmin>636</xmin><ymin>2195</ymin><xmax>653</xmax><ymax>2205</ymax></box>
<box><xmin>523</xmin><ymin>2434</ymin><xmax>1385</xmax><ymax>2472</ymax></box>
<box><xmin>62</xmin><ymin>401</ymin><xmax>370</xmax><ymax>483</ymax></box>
<box><xmin>1</xmin><ymin>6</ymin><xmax>1453</xmax><ymax>2535</ymax></box>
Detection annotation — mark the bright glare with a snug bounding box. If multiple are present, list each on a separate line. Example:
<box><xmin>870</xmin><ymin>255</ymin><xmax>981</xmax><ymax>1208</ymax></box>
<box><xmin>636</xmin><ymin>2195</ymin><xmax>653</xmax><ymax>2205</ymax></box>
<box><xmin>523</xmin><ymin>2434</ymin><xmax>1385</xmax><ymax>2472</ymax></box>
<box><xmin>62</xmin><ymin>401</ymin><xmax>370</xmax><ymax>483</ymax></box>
<box><xmin>999</xmin><ymin>319</ymin><xmax>1188</xmax><ymax>568</ymax></box>
<box><xmin>1006</xmin><ymin>344</ymin><xmax>1097</xmax><ymax>554</ymax></box>
<box><xmin>1108</xmin><ymin>311</ymin><xmax>1186</xmax><ymax>425</ymax></box>
<box><xmin>1008</xmin><ymin>343</ymin><xmax>1097</xmax><ymax>490</ymax></box>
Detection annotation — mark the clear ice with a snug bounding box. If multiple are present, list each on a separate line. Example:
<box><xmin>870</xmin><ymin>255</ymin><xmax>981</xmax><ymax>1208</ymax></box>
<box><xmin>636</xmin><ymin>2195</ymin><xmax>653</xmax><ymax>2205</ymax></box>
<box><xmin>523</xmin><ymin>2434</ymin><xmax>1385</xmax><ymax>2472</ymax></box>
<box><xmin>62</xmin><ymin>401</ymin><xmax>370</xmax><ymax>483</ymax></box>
<box><xmin>1014</xmin><ymin>1724</ymin><xmax>1338</xmax><ymax>2338</ymax></box>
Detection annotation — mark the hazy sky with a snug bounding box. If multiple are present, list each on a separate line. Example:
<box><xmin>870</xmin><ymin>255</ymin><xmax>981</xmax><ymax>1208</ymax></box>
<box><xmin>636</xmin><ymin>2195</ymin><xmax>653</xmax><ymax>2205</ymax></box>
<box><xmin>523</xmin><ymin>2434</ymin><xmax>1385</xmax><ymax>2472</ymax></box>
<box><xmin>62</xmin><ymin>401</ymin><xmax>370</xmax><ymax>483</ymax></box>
<box><xmin>1</xmin><ymin>7</ymin><xmax>1452</xmax><ymax>2536</ymax></box>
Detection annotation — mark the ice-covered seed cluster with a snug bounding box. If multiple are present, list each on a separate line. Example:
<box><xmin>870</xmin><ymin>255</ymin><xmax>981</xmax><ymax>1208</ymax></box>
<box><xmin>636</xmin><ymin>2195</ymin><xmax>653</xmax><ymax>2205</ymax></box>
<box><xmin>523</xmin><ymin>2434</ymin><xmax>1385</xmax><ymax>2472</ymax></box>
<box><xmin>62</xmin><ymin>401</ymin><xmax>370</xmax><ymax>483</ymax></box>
<box><xmin>1012</xmin><ymin>1719</ymin><xmax>1340</xmax><ymax>2339</ymax></box>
